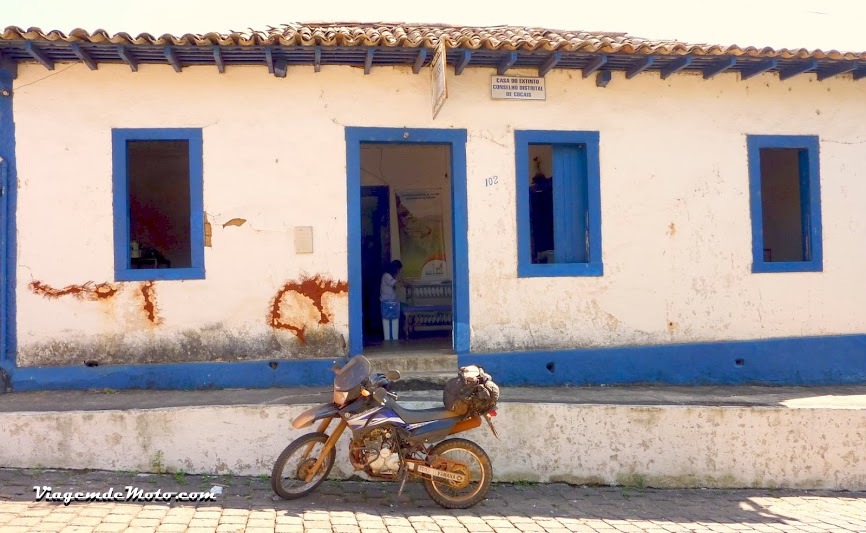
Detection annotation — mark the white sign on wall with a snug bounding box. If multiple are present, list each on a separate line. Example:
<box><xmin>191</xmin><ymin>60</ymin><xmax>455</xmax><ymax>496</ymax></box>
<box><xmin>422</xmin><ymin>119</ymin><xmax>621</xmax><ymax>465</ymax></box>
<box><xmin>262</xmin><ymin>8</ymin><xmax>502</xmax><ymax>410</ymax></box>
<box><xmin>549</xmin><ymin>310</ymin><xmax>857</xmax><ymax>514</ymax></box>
<box><xmin>491</xmin><ymin>76</ymin><xmax>546</xmax><ymax>100</ymax></box>
<box><xmin>431</xmin><ymin>42</ymin><xmax>447</xmax><ymax>118</ymax></box>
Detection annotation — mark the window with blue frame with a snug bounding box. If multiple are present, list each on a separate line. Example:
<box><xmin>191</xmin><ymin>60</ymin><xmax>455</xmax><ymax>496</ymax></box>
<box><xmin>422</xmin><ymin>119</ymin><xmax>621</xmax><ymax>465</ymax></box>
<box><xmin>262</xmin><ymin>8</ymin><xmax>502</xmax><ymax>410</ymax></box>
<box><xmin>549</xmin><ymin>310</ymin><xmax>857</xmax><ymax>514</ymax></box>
<box><xmin>747</xmin><ymin>135</ymin><xmax>822</xmax><ymax>273</ymax></box>
<box><xmin>112</xmin><ymin>128</ymin><xmax>205</xmax><ymax>281</ymax></box>
<box><xmin>515</xmin><ymin>130</ymin><xmax>602</xmax><ymax>277</ymax></box>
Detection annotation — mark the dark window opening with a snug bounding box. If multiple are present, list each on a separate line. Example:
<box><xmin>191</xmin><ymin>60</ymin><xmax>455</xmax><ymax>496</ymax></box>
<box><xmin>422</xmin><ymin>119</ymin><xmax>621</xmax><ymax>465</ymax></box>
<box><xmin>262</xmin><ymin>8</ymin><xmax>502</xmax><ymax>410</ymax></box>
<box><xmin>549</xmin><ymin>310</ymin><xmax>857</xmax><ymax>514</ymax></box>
<box><xmin>527</xmin><ymin>143</ymin><xmax>589</xmax><ymax>264</ymax></box>
<box><xmin>127</xmin><ymin>140</ymin><xmax>192</xmax><ymax>269</ymax></box>
<box><xmin>759</xmin><ymin>148</ymin><xmax>809</xmax><ymax>262</ymax></box>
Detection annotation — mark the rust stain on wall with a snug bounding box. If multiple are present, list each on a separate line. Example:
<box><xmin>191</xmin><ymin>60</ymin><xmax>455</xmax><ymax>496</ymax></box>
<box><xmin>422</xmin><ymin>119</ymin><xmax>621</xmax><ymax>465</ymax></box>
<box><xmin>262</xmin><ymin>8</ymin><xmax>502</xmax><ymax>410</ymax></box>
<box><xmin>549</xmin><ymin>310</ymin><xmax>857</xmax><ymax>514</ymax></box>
<box><xmin>269</xmin><ymin>275</ymin><xmax>348</xmax><ymax>343</ymax></box>
<box><xmin>30</xmin><ymin>279</ymin><xmax>161</xmax><ymax>325</ymax></box>
<box><xmin>667</xmin><ymin>223</ymin><xmax>677</xmax><ymax>237</ymax></box>
<box><xmin>140</xmin><ymin>281</ymin><xmax>160</xmax><ymax>324</ymax></box>
<box><xmin>29</xmin><ymin>281</ymin><xmax>120</xmax><ymax>301</ymax></box>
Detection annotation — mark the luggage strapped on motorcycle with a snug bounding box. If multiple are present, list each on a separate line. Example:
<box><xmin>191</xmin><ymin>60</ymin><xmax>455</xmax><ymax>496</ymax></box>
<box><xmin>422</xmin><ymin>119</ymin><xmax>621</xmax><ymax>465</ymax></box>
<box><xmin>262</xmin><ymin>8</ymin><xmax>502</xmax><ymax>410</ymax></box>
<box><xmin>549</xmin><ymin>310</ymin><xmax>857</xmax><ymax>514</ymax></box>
<box><xmin>443</xmin><ymin>365</ymin><xmax>499</xmax><ymax>417</ymax></box>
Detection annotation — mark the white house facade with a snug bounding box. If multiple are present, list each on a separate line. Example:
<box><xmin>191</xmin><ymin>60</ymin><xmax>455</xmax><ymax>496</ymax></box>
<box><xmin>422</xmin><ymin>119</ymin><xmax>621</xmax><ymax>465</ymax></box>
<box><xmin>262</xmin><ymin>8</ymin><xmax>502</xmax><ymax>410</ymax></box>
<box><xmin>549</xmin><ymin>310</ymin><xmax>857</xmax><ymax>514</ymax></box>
<box><xmin>1</xmin><ymin>24</ymin><xmax>865</xmax><ymax>390</ymax></box>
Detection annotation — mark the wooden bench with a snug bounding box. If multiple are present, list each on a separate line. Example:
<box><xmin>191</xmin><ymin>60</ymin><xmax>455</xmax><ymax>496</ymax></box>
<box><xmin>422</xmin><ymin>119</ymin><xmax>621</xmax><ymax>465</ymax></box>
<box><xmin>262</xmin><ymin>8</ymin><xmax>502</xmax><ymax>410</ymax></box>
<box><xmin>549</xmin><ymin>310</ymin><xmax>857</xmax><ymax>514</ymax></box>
<box><xmin>402</xmin><ymin>281</ymin><xmax>453</xmax><ymax>339</ymax></box>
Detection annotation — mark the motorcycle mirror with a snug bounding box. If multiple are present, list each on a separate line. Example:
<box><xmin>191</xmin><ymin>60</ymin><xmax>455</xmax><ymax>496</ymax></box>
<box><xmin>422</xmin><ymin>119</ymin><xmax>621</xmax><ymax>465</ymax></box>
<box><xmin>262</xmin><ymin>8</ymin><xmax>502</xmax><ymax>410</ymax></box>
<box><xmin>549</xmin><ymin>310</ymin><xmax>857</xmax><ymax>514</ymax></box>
<box><xmin>385</xmin><ymin>370</ymin><xmax>401</xmax><ymax>381</ymax></box>
<box><xmin>373</xmin><ymin>388</ymin><xmax>388</xmax><ymax>404</ymax></box>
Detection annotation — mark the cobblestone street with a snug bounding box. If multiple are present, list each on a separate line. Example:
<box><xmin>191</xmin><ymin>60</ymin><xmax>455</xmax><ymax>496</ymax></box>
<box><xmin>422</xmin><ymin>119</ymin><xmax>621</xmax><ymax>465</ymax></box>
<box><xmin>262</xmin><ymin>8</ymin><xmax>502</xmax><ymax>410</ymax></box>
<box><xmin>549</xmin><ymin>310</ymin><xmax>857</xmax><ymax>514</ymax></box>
<box><xmin>0</xmin><ymin>469</ymin><xmax>864</xmax><ymax>532</ymax></box>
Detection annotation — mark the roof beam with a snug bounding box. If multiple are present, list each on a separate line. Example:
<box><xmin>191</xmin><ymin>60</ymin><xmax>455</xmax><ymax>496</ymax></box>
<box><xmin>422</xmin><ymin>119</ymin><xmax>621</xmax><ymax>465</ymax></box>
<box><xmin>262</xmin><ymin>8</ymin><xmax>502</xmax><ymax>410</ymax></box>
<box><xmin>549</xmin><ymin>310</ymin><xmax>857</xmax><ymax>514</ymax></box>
<box><xmin>455</xmin><ymin>50</ymin><xmax>471</xmax><ymax>75</ymax></box>
<box><xmin>853</xmin><ymin>68</ymin><xmax>866</xmax><ymax>81</ymax></box>
<box><xmin>213</xmin><ymin>47</ymin><xmax>225</xmax><ymax>73</ymax></box>
<box><xmin>660</xmin><ymin>56</ymin><xmax>692</xmax><ymax>79</ymax></box>
<box><xmin>497</xmin><ymin>52</ymin><xmax>518</xmax><ymax>75</ymax></box>
<box><xmin>626</xmin><ymin>56</ymin><xmax>654</xmax><ymax>79</ymax></box>
<box><xmin>740</xmin><ymin>59</ymin><xmax>777</xmax><ymax>80</ymax></box>
<box><xmin>538</xmin><ymin>52</ymin><xmax>561</xmax><ymax>77</ymax></box>
<box><xmin>164</xmin><ymin>47</ymin><xmax>182</xmax><ymax>73</ymax></box>
<box><xmin>265</xmin><ymin>47</ymin><xmax>275</xmax><ymax>74</ymax></box>
<box><xmin>816</xmin><ymin>62</ymin><xmax>857</xmax><ymax>81</ymax></box>
<box><xmin>582</xmin><ymin>54</ymin><xmax>607</xmax><ymax>78</ymax></box>
<box><xmin>778</xmin><ymin>59</ymin><xmax>817</xmax><ymax>81</ymax></box>
<box><xmin>71</xmin><ymin>43</ymin><xmax>97</xmax><ymax>70</ymax></box>
<box><xmin>25</xmin><ymin>42</ymin><xmax>54</xmax><ymax>70</ymax></box>
<box><xmin>314</xmin><ymin>46</ymin><xmax>322</xmax><ymax>72</ymax></box>
<box><xmin>413</xmin><ymin>49</ymin><xmax>427</xmax><ymax>74</ymax></box>
<box><xmin>274</xmin><ymin>59</ymin><xmax>287</xmax><ymax>78</ymax></box>
<box><xmin>703</xmin><ymin>57</ymin><xmax>737</xmax><ymax>79</ymax></box>
<box><xmin>364</xmin><ymin>48</ymin><xmax>374</xmax><ymax>74</ymax></box>
<box><xmin>117</xmin><ymin>45</ymin><xmax>138</xmax><ymax>72</ymax></box>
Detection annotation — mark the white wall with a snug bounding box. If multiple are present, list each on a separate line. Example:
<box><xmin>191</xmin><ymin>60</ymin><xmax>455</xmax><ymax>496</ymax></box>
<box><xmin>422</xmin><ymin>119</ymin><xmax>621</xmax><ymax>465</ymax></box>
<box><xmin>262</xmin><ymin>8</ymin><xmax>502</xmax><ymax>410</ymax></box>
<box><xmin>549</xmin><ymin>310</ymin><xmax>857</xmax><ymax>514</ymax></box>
<box><xmin>11</xmin><ymin>61</ymin><xmax>866</xmax><ymax>364</ymax></box>
<box><xmin>1</xmin><ymin>400</ymin><xmax>864</xmax><ymax>489</ymax></box>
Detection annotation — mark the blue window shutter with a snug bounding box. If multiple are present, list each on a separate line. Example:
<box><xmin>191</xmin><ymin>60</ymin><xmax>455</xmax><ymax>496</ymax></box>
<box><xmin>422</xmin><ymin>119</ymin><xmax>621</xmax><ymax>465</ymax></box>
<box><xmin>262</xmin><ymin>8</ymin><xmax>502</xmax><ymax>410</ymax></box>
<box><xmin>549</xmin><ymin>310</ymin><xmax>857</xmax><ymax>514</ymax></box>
<box><xmin>798</xmin><ymin>148</ymin><xmax>812</xmax><ymax>261</ymax></box>
<box><xmin>552</xmin><ymin>144</ymin><xmax>588</xmax><ymax>263</ymax></box>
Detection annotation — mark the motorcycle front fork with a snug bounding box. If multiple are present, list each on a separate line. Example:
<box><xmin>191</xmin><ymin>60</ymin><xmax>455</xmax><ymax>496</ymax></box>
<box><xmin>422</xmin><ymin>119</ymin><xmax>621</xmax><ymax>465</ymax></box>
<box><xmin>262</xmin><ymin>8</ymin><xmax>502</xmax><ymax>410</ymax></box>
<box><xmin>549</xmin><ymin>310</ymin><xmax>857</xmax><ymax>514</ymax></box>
<box><xmin>302</xmin><ymin>417</ymin><xmax>348</xmax><ymax>483</ymax></box>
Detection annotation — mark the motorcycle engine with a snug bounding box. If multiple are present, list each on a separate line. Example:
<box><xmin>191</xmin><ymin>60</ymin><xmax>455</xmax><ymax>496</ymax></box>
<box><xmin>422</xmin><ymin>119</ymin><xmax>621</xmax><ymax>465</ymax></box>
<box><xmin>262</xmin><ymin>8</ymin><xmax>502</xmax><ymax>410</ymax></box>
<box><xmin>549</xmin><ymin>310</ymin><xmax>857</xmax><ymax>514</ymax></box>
<box><xmin>349</xmin><ymin>428</ymin><xmax>401</xmax><ymax>476</ymax></box>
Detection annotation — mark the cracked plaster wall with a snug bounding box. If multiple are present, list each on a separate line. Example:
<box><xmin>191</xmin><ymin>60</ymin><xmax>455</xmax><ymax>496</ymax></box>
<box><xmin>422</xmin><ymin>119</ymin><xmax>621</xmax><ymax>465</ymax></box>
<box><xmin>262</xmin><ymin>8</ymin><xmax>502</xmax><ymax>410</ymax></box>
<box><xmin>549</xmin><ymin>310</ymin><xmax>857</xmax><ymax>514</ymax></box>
<box><xmin>0</xmin><ymin>401</ymin><xmax>863</xmax><ymax>489</ymax></box>
<box><xmin>9</xmin><ymin>62</ymin><xmax>866</xmax><ymax>365</ymax></box>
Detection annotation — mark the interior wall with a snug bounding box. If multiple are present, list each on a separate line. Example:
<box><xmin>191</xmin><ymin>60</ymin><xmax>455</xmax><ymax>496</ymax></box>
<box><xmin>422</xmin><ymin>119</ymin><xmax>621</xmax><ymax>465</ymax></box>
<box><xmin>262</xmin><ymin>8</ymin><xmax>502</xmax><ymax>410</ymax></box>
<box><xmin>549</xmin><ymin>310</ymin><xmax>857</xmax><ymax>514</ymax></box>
<box><xmin>128</xmin><ymin>141</ymin><xmax>192</xmax><ymax>268</ymax></box>
<box><xmin>760</xmin><ymin>148</ymin><xmax>804</xmax><ymax>262</ymax></box>
<box><xmin>360</xmin><ymin>144</ymin><xmax>453</xmax><ymax>280</ymax></box>
<box><xmin>527</xmin><ymin>145</ymin><xmax>553</xmax><ymax>185</ymax></box>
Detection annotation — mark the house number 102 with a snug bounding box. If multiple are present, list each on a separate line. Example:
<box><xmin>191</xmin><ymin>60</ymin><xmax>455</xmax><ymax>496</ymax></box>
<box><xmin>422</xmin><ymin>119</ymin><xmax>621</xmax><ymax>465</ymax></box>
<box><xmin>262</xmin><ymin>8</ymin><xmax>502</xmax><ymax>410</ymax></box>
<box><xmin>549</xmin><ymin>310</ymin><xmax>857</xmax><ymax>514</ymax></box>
<box><xmin>485</xmin><ymin>176</ymin><xmax>499</xmax><ymax>187</ymax></box>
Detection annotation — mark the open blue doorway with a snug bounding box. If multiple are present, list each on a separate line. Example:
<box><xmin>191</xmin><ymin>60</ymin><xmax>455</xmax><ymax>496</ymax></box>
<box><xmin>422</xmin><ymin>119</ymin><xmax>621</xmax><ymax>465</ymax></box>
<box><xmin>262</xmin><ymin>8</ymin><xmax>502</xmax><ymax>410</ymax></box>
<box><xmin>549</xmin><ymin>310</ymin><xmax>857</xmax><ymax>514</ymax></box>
<box><xmin>346</xmin><ymin>128</ymin><xmax>469</xmax><ymax>356</ymax></box>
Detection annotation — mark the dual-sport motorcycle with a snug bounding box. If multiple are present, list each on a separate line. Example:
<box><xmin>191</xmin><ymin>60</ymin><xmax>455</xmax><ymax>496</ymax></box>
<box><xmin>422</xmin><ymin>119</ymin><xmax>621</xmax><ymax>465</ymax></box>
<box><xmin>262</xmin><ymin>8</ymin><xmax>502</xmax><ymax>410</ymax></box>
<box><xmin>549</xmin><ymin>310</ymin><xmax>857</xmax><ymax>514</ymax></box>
<box><xmin>271</xmin><ymin>355</ymin><xmax>500</xmax><ymax>508</ymax></box>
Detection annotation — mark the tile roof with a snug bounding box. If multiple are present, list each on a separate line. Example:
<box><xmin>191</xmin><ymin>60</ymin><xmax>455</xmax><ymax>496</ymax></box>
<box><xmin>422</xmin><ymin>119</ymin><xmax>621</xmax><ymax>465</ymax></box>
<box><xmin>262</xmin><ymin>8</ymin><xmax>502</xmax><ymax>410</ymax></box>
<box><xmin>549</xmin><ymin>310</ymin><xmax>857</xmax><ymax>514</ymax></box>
<box><xmin>2</xmin><ymin>22</ymin><xmax>865</xmax><ymax>61</ymax></box>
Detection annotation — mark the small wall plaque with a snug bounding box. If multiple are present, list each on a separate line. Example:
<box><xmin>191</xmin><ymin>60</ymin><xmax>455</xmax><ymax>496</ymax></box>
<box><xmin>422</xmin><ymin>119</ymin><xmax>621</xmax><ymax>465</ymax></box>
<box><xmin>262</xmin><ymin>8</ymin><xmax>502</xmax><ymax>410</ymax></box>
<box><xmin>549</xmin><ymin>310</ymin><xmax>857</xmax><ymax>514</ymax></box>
<box><xmin>294</xmin><ymin>226</ymin><xmax>314</xmax><ymax>254</ymax></box>
<box><xmin>491</xmin><ymin>75</ymin><xmax>546</xmax><ymax>100</ymax></box>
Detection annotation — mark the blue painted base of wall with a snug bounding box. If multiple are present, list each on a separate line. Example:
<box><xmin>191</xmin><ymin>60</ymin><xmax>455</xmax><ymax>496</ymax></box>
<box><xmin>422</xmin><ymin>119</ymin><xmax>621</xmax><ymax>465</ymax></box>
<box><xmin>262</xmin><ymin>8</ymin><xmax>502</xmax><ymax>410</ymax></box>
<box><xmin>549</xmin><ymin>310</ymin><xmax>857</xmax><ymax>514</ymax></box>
<box><xmin>2</xmin><ymin>358</ymin><xmax>335</xmax><ymax>392</ymax></box>
<box><xmin>3</xmin><ymin>333</ymin><xmax>866</xmax><ymax>392</ymax></box>
<box><xmin>459</xmin><ymin>334</ymin><xmax>866</xmax><ymax>386</ymax></box>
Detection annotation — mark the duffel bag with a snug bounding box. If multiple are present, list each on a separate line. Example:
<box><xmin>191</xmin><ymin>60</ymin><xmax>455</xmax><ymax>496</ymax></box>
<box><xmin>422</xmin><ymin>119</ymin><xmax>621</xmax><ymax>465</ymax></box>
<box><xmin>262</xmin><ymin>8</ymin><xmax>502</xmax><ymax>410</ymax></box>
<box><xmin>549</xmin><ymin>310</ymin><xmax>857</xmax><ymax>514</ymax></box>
<box><xmin>443</xmin><ymin>365</ymin><xmax>500</xmax><ymax>416</ymax></box>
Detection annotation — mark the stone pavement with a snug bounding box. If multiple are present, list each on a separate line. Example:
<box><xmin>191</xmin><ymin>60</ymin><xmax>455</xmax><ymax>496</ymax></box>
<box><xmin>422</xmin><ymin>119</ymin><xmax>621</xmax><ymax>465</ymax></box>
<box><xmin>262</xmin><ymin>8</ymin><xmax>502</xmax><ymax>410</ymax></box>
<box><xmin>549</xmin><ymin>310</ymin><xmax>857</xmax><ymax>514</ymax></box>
<box><xmin>0</xmin><ymin>469</ymin><xmax>865</xmax><ymax>532</ymax></box>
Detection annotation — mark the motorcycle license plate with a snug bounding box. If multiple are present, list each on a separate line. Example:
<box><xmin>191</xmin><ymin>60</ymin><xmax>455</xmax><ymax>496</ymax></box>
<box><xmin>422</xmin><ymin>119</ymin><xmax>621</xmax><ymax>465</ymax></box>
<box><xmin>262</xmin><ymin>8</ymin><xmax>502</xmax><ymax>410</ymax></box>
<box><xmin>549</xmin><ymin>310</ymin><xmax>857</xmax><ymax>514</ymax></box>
<box><xmin>412</xmin><ymin>464</ymin><xmax>467</xmax><ymax>484</ymax></box>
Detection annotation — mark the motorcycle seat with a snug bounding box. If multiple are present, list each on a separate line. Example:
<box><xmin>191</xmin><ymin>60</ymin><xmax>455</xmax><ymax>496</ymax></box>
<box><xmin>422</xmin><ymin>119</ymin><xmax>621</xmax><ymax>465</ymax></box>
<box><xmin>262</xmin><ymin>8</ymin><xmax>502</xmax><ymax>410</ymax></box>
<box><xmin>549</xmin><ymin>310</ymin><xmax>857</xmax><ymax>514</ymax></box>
<box><xmin>386</xmin><ymin>399</ymin><xmax>462</xmax><ymax>424</ymax></box>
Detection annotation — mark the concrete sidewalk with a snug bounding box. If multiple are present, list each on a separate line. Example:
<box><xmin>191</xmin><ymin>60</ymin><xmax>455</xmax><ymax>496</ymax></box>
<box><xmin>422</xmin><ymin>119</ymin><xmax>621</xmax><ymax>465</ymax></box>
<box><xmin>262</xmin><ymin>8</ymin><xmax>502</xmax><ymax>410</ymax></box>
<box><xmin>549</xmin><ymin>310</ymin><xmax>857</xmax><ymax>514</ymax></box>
<box><xmin>1</xmin><ymin>468</ymin><xmax>865</xmax><ymax>532</ymax></box>
<box><xmin>3</xmin><ymin>384</ymin><xmax>866</xmax><ymax>412</ymax></box>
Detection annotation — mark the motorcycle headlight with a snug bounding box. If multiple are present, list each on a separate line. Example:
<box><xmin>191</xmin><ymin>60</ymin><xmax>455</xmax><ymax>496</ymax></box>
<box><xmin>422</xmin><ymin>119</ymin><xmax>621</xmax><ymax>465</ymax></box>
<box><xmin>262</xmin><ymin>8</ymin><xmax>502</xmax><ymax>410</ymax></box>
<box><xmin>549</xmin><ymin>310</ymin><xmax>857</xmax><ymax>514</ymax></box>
<box><xmin>333</xmin><ymin>389</ymin><xmax>349</xmax><ymax>407</ymax></box>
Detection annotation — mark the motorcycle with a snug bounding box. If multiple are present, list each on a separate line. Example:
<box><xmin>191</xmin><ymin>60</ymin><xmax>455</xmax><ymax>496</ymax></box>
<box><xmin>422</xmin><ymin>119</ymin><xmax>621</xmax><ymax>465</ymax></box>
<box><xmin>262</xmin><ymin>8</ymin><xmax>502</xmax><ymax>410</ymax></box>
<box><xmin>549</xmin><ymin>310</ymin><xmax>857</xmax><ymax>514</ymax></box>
<box><xmin>271</xmin><ymin>355</ymin><xmax>499</xmax><ymax>509</ymax></box>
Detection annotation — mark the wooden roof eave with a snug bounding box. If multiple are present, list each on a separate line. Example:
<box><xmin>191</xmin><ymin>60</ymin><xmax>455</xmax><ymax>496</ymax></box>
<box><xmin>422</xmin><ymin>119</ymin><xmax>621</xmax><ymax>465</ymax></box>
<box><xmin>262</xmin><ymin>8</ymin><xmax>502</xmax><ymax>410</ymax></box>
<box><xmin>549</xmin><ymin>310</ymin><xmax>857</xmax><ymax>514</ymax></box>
<box><xmin>1</xmin><ymin>41</ymin><xmax>865</xmax><ymax>83</ymax></box>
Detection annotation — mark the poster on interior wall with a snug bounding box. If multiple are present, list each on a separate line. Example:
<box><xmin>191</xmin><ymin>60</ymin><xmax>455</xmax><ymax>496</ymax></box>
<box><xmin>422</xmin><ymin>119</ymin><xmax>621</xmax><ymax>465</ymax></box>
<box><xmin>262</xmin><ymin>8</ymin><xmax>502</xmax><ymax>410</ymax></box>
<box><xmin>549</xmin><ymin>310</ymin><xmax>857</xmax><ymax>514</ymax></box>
<box><xmin>395</xmin><ymin>189</ymin><xmax>447</xmax><ymax>280</ymax></box>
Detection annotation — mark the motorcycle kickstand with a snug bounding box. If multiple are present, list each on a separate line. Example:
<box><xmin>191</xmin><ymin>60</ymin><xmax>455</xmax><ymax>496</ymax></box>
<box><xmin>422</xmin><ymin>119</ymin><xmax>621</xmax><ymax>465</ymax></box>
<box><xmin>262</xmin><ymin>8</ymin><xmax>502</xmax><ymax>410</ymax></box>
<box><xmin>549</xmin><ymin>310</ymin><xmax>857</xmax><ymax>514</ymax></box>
<box><xmin>390</xmin><ymin>469</ymin><xmax>409</xmax><ymax>508</ymax></box>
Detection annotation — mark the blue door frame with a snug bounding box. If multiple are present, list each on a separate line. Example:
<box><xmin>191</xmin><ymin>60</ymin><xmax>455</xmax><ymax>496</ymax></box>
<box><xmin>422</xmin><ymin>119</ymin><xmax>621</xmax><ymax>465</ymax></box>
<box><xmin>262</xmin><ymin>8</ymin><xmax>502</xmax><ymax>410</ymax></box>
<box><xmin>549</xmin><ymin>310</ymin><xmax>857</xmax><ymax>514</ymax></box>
<box><xmin>0</xmin><ymin>158</ymin><xmax>7</xmax><ymax>366</ymax></box>
<box><xmin>0</xmin><ymin>65</ymin><xmax>16</xmax><ymax>370</ymax></box>
<box><xmin>345</xmin><ymin>127</ymin><xmax>469</xmax><ymax>356</ymax></box>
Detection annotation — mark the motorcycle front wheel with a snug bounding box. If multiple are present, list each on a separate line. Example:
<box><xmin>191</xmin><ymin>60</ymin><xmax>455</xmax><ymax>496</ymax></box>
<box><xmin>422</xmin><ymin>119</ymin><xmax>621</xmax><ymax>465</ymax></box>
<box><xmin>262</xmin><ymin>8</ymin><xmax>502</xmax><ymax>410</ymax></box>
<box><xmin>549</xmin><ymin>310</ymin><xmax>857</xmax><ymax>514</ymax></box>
<box><xmin>423</xmin><ymin>438</ymin><xmax>492</xmax><ymax>509</ymax></box>
<box><xmin>271</xmin><ymin>432</ymin><xmax>336</xmax><ymax>499</ymax></box>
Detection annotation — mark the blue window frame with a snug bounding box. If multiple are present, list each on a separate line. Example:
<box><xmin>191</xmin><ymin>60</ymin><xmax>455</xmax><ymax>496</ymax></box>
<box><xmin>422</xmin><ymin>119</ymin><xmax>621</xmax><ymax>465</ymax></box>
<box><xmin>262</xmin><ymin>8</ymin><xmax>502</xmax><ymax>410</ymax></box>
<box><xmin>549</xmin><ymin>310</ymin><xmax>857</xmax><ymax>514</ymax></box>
<box><xmin>112</xmin><ymin>128</ymin><xmax>205</xmax><ymax>281</ymax></box>
<box><xmin>515</xmin><ymin>130</ymin><xmax>602</xmax><ymax>277</ymax></box>
<box><xmin>747</xmin><ymin>135</ymin><xmax>822</xmax><ymax>273</ymax></box>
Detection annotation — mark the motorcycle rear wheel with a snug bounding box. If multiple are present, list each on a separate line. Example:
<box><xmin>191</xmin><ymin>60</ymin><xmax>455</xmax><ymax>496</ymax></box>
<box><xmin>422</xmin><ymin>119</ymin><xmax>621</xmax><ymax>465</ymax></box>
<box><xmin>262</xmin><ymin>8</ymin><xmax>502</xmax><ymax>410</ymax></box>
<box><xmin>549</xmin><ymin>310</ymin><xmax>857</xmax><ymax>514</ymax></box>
<box><xmin>423</xmin><ymin>438</ymin><xmax>492</xmax><ymax>509</ymax></box>
<box><xmin>271</xmin><ymin>432</ymin><xmax>335</xmax><ymax>500</ymax></box>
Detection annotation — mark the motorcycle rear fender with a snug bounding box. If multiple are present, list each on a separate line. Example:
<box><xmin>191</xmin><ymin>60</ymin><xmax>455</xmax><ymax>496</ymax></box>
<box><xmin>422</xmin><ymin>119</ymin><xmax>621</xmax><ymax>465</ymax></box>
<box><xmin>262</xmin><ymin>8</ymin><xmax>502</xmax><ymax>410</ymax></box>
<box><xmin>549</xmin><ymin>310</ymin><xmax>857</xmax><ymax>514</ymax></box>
<box><xmin>291</xmin><ymin>403</ymin><xmax>340</xmax><ymax>429</ymax></box>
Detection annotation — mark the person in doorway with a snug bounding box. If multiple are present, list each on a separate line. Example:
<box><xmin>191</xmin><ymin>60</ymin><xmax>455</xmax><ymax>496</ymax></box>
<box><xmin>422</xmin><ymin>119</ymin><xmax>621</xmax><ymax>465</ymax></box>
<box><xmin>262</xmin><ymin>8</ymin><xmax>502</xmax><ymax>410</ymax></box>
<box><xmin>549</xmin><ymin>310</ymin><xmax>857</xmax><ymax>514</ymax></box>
<box><xmin>380</xmin><ymin>260</ymin><xmax>403</xmax><ymax>341</ymax></box>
